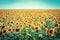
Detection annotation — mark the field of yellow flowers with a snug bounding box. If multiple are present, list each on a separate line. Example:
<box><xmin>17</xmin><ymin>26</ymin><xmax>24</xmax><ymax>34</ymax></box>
<box><xmin>0</xmin><ymin>10</ymin><xmax>60</xmax><ymax>40</ymax></box>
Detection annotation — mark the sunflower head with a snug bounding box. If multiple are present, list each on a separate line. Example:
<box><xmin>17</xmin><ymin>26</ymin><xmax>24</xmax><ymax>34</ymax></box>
<box><xmin>54</xmin><ymin>23</ymin><xmax>58</xmax><ymax>27</ymax></box>
<box><xmin>16</xmin><ymin>20</ymin><xmax>20</xmax><ymax>26</ymax></box>
<box><xmin>33</xmin><ymin>25</ymin><xmax>40</xmax><ymax>31</ymax></box>
<box><xmin>40</xmin><ymin>21</ymin><xmax>46</xmax><ymax>25</ymax></box>
<box><xmin>25</xmin><ymin>25</ymin><xmax>29</xmax><ymax>30</ymax></box>
<box><xmin>48</xmin><ymin>28</ymin><xmax>54</xmax><ymax>36</ymax></box>
<box><xmin>14</xmin><ymin>28</ymin><xmax>20</xmax><ymax>33</ymax></box>
<box><xmin>7</xmin><ymin>28</ymin><xmax>12</xmax><ymax>32</ymax></box>
<box><xmin>2</xmin><ymin>29</ymin><xmax>7</xmax><ymax>35</ymax></box>
<box><xmin>2</xmin><ymin>25</ymin><xmax>6</xmax><ymax>29</ymax></box>
<box><xmin>9</xmin><ymin>20</ymin><xmax>14</xmax><ymax>26</ymax></box>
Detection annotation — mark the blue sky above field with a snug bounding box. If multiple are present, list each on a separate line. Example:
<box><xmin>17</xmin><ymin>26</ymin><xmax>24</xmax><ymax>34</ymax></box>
<box><xmin>0</xmin><ymin>0</ymin><xmax>60</xmax><ymax>9</ymax></box>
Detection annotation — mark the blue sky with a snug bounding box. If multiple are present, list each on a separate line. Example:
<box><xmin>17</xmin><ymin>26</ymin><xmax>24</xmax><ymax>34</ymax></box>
<box><xmin>0</xmin><ymin>0</ymin><xmax>60</xmax><ymax>9</ymax></box>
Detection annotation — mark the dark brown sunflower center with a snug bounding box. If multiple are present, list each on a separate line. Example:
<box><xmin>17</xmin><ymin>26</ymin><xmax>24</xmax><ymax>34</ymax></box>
<box><xmin>2</xmin><ymin>26</ymin><xmax>5</xmax><ymax>29</ymax></box>
<box><xmin>16</xmin><ymin>23</ymin><xmax>18</xmax><ymax>25</ymax></box>
<box><xmin>16</xmin><ymin>29</ymin><xmax>20</xmax><ymax>32</ymax></box>
<box><xmin>55</xmin><ymin>24</ymin><xmax>58</xmax><ymax>27</ymax></box>
<box><xmin>8</xmin><ymin>29</ymin><xmax>11</xmax><ymax>31</ymax></box>
<box><xmin>35</xmin><ymin>27</ymin><xmax>38</xmax><ymax>30</ymax></box>
<box><xmin>3</xmin><ymin>30</ymin><xmax>6</xmax><ymax>33</ymax></box>
<box><xmin>49</xmin><ymin>30</ymin><xmax>53</xmax><ymax>34</ymax></box>
<box><xmin>11</xmin><ymin>21</ymin><xmax>13</xmax><ymax>23</ymax></box>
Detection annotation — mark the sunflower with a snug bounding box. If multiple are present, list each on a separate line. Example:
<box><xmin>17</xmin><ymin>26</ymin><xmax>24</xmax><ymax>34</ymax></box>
<box><xmin>2</xmin><ymin>25</ymin><xmax>6</xmax><ymax>29</ymax></box>
<box><xmin>2</xmin><ymin>29</ymin><xmax>7</xmax><ymax>35</ymax></box>
<box><xmin>33</xmin><ymin>25</ymin><xmax>40</xmax><ymax>30</ymax></box>
<box><xmin>54</xmin><ymin>23</ymin><xmax>58</xmax><ymax>27</ymax></box>
<box><xmin>7</xmin><ymin>28</ymin><xmax>12</xmax><ymax>32</ymax></box>
<box><xmin>25</xmin><ymin>25</ymin><xmax>29</xmax><ymax>30</ymax></box>
<box><xmin>16</xmin><ymin>21</ymin><xmax>20</xmax><ymax>26</ymax></box>
<box><xmin>40</xmin><ymin>21</ymin><xmax>46</xmax><ymax>25</ymax></box>
<box><xmin>48</xmin><ymin>28</ymin><xmax>55</xmax><ymax>36</ymax></box>
<box><xmin>9</xmin><ymin>20</ymin><xmax>14</xmax><ymax>26</ymax></box>
<box><xmin>14</xmin><ymin>28</ymin><xmax>20</xmax><ymax>33</ymax></box>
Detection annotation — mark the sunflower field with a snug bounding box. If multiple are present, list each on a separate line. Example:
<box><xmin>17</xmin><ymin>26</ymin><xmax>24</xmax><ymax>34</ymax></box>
<box><xmin>0</xmin><ymin>10</ymin><xmax>60</xmax><ymax>40</ymax></box>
